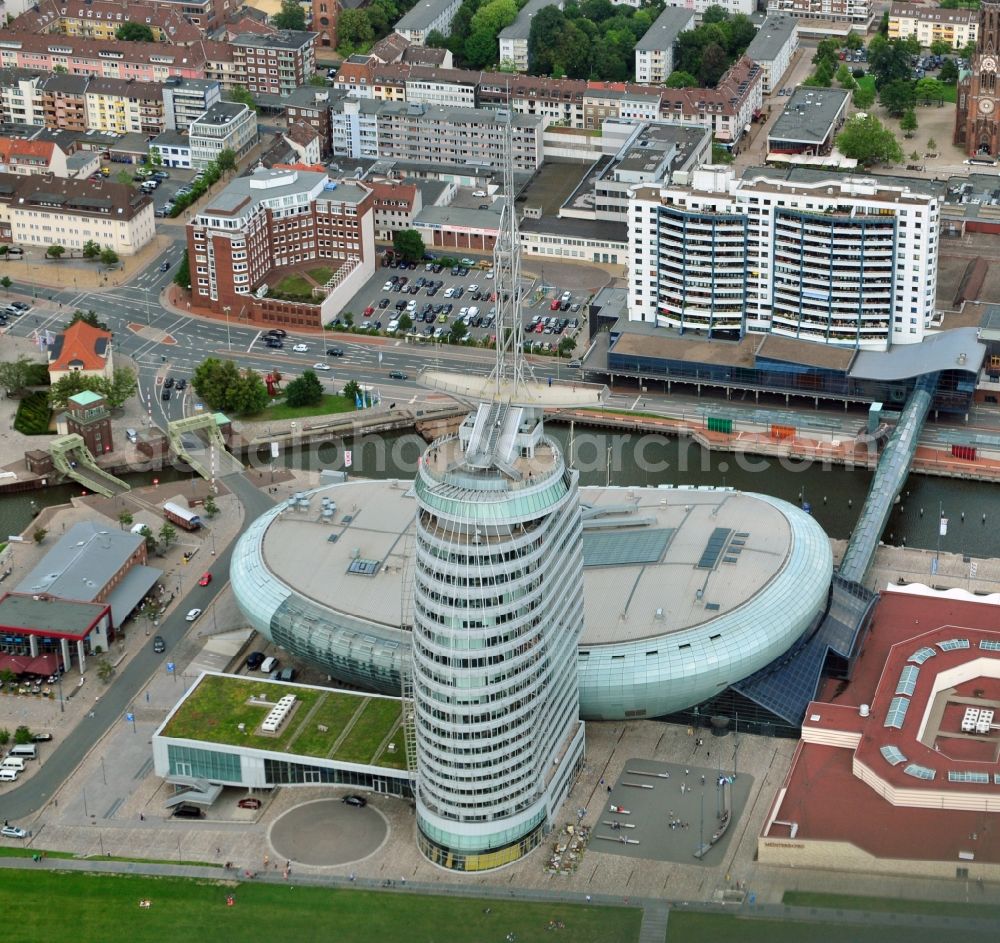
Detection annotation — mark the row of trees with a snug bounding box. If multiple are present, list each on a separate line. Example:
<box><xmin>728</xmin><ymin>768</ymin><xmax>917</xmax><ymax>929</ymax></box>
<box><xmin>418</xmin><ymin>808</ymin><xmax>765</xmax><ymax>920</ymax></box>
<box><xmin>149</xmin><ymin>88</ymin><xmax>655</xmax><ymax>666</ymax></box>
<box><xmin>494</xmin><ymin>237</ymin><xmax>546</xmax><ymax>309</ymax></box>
<box><xmin>337</xmin><ymin>0</ymin><xmax>421</xmax><ymax>57</ymax></box>
<box><xmin>667</xmin><ymin>6</ymin><xmax>756</xmax><ymax>89</ymax></box>
<box><xmin>167</xmin><ymin>148</ymin><xmax>237</xmax><ymax>218</ymax></box>
<box><xmin>44</xmin><ymin>242</ymin><xmax>119</xmax><ymax>266</ymax></box>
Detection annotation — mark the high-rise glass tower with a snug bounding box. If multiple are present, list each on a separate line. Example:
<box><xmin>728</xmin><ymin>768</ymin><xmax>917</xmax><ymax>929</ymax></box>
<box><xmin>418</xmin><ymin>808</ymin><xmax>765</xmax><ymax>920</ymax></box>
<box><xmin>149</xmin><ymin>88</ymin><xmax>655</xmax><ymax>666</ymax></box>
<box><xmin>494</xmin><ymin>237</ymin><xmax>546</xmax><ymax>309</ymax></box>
<box><xmin>411</xmin><ymin>403</ymin><xmax>585</xmax><ymax>870</ymax></box>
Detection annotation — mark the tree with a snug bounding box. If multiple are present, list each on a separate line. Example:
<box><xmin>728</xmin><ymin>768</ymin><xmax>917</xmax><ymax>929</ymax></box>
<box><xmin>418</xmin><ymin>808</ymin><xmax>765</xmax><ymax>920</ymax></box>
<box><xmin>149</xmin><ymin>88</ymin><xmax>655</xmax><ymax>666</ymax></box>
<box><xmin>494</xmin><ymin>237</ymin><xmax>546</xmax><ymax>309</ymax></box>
<box><xmin>397</xmin><ymin>312</ymin><xmax>413</xmax><ymax>333</ymax></box>
<box><xmin>930</xmin><ymin>39</ymin><xmax>952</xmax><ymax>56</ymax></box>
<box><xmin>33</xmin><ymin>527</ymin><xmax>47</xmax><ymax>544</ymax></box>
<box><xmin>845</xmin><ymin>31</ymin><xmax>863</xmax><ymax>50</ymax></box>
<box><xmin>215</xmin><ymin>148</ymin><xmax>237</xmax><ymax>177</ymax></box>
<box><xmin>52</xmin><ymin>64</ymin><xmax>67</xmax><ymax>74</ymax></box>
<box><xmin>101</xmin><ymin>366</ymin><xmax>137</xmax><ymax>409</ymax></box>
<box><xmin>203</xmin><ymin>495</ymin><xmax>219</xmax><ymax>518</ymax></box>
<box><xmin>229</xmin><ymin>85</ymin><xmax>258</xmax><ymax>113</ymax></box>
<box><xmin>272</xmin><ymin>0</ymin><xmax>306</xmax><ymax>30</ymax></box>
<box><xmin>853</xmin><ymin>84</ymin><xmax>876</xmax><ymax>109</ymax></box>
<box><xmin>0</xmin><ymin>728</ymin><xmax>9</xmax><ymax>747</ymax></box>
<box><xmin>342</xmin><ymin>379</ymin><xmax>362</xmax><ymax>402</ymax></box>
<box><xmin>868</xmin><ymin>35</ymin><xmax>914</xmax><ymax>88</ymax></box>
<box><xmin>284</xmin><ymin>369</ymin><xmax>324</xmax><ymax>407</ymax></box>
<box><xmin>665</xmin><ymin>70</ymin><xmax>698</xmax><ymax>88</ymax></box>
<box><xmin>81</xmin><ymin>239</ymin><xmax>101</xmax><ymax>260</ymax></box>
<box><xmin>118</xmin><ymin>510</ymin><xmax>134</xmax><ymax>530</ymax></box>
<box><xmin>0</xmin><ymin>276</ymin><xmax>10</xmax><ymax>293</ymax></box>
<box><xmin>308</xmin><ymin>73</ymin><xmax>327</xmax><ymax>86</ymax></box>
<box><xmin>835</xmin><ymin>63</ymin><xmax>856</xmax><ymax>89</ymax></box>
<box><xmin>116</xmin><ymin>169</ymin><xmax>132</xmax><ymax>186</ymax></box>
<box><xmin>426</xmin><ymin>29</ymin><xmax>448</xmax><ymax>47</ymax></box>
<box><xmin>939</xmin><ymin>58</ymin><xmax>959</xmax><ymax>83</ymax></box>
<box><xmin>229</xmin><ymin>367</ymin><xmax>268</xmax><ymax>415</ymax></box>
<box><xmin>97</xmin><ymin>658</ymin><xmax>116</xmax><ymax>683</ymax></box>
<box><xmin>193</xmin><ymin>357</ymin><xmax>239</xmax><ymax>411</ymax></box>
<box><xmin>174</xmin><ymin>248</ymin><xmax>191</xmax><ymax>290</ymax></box>
<box><xmin>338</xmin><ymin>9</ymin><xmax>374</xmax><ymax>51</ymax></box>
<box><xmin>393</xmin><ymin>228</ymin><xmax>425</xmax><ymax>262</ymax></box>
<box><xmin>927</xmin><ymin>136</ymin><xmax>938</xmax><ymax>153</ymax></box>
<box><xmin>449</xmin><ymin>319</ymin><xmax>468</xmax><ymax>343</ymax></box>
<box><xmin>138</xmin><ymin>525</ymin><xmax>155</xmax><ymax>552</ymax></box>
<box><xmin>158</xmin><ymin>521</ymin><xmax>176</xmax><ymax>549</ymax></box>
<box><xmin>698</xmin><ymin>42</ymin><xmax>729</xmax><ymax>87</ymax></box>
<box><xmin>13</xmin><ymin>725</ymin><xmax>32</xmax><ymax>745</ymax></box>
<box><xmin>0</xmin><ymin>355</ymin><xmax>41</xmax><ymax>395</ymax></box>
<box><xmin>558</xmin><ymin>335</ymin><xmax>575</xmax><ymax>357</ymax></box>
<box><xmin>702</xmin><ymin>4</ymin><xmax>728</xmax><ymax>23</ymax></box>
<box><xmin>65</xmin><ymin>309</ymin><xmax>108</xmax><ymax>331</ymax></box>
<box><xmin>45</xmin><ymin>244</ymin><xmax>65</xmax><ymax>260</ymax></box>
<box><xmin>99</xmin><ymin>247</ymin><xmax>119</xmax><ymax>267</ymax></box>
<box><xmin>836</xmin><ymin>113</ymin><xmax>903</xmax><ymax>167</ymax></box>
<box><xmin>528</xmin><ymin>5</ymin><xmax>566</xmax><ymax>74</ymax></box>
<box><xmin>116</xmin><ymin>22</ymin><xmax>154</xmax><ymax>41</ymax></box>
<box><xmin>900</xmin><ymin>108</ymin><xmax>918</xmax><ymax>137</ymax></box>
<box><xmin>915</xmin><ymin>76</ymin><xmax>945</xmax><ymax>103</ymax></box>
<box><xmin>879</xmin><ymin>78</ymin><xmax>916</xmax><ymax>117</ymax></box>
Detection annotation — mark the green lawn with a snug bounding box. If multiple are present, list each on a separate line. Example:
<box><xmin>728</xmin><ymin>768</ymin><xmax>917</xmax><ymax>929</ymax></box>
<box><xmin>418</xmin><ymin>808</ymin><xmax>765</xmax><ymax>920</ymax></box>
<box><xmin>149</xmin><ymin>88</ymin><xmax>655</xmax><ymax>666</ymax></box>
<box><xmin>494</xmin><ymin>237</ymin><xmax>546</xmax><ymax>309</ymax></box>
<box><xmin>856</xmin><ymin>74</ymin><xmax>876</xmax><ymax>99</ymax></box>
<box><xmin>273</xmin><ymin>274</ymin><xmax>314</xmax><ymax>296</ymax></box>
<box><xmin>256</xmin><ymin>393</ymin><xmax>355</xmax><ymax>421</ymax></box>
<box><xmin>161</xmin><ymin>674</ymin><xmax>322</xmax><ymax>752</ymax></box>
<box><xmin>0</xmin><ymin>871</ymin><xmax>640</xmax><ymax>943</ymax></box>
<box><xmin>782</xmin><ymin>891</ymin><xmax>1000</xmax><ymax>920</ymax></box>
<box><xmin>307</xmin><ymin>265</ymin><xmax>335</xmax><ymax>285</ymax></box>
<box><xmin>667</xmin><ymin>912</ymin><xmax>995</xmax><ymax>943</ymax></box>
<box><xmin>333</xmin><ymin>697</ymin><xmax>402</xmax><ymax>764</ymax></box>
<box><xmin>287</xmin><ymin>691</ymin><xmax>368</xmax><ymax>758</ymax></box>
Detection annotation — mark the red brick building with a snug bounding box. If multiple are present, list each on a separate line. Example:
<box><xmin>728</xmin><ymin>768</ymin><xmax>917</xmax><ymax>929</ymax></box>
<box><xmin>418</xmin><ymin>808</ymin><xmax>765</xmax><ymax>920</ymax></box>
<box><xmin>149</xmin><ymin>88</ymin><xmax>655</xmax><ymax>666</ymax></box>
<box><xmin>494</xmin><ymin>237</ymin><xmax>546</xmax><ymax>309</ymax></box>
<box><xmin>956</xmin><ymin>0</ymin><xmax>1000</xmax><ymax>156</ymax></box>
<box><xmin>187</xmin><ymin>166</ymin><xmax>375</xmax><ymax>325</ymax></box>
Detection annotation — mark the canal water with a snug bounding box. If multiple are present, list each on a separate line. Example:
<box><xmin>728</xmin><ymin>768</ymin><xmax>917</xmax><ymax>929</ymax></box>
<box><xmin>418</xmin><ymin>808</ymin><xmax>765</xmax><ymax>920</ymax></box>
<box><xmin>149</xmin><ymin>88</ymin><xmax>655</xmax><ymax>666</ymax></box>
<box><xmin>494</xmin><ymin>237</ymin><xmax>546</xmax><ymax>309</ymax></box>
<box><xmin>2</xmin><ymin>428</ymin><xmax>997</xmax><ymax>558</ymax></box>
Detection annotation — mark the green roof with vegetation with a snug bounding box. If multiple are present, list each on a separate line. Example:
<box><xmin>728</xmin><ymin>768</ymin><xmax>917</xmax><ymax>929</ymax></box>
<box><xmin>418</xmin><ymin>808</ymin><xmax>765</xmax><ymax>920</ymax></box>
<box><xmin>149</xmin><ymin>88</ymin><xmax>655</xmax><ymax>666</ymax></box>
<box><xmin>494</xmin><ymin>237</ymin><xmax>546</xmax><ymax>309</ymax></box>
<box><xmin>161</xmin><ymin>673</ymin><xmax>405</xmax><ymax>769</ymax></box>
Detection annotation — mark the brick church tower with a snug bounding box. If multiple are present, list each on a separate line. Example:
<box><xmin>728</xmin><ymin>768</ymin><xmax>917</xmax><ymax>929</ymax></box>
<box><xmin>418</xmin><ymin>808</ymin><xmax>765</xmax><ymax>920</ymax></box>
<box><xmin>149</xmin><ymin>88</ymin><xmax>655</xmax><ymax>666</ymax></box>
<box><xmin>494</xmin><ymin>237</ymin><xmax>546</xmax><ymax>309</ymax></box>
<box><xmin>956</xmin><ymin>0</ymin><xmax>1000</xmax><ymax>156</ymax></box>
<box><xmin>311</xmin><ymin>0</ymin><xmax>340</xmax><ymax>49</ymax></box>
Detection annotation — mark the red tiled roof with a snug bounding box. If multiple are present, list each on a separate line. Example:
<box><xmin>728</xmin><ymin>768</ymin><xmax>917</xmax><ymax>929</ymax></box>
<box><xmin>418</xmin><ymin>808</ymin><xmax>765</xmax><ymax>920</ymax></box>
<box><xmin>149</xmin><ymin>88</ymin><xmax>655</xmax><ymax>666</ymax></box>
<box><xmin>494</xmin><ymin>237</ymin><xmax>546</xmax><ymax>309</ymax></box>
<box><xmin>49</xmin><ymin>319</ymin><xmax>112</xmax><ymax>372</ymax></box>
<box><xmin>0</xmin><ymin>138</ymin><xmax>55</xmax><ymax>164</ymax></box>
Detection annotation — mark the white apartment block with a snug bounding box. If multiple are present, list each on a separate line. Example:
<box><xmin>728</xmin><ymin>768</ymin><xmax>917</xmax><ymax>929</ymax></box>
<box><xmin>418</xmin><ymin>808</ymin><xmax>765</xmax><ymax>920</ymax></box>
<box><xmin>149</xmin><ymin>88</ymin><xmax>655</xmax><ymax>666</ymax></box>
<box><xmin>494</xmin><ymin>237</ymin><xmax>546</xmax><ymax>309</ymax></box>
<box><xmin>744</xmin><ymin>13</ymin><xmax>798</xmax><ymax>94</ymax></box>
<box><xmin>629</xmin><ymin>168</ymin><xmax>939</xmax><ymax>350</ymax></box>
<box><xmin>395</xmin><ymin>0</ymin><xmax>462</xmax><ymax>44</ymax></box>
<box><xmin>665</xmin><ymin>0</ymin><xmax>754</xmax><ymax>17</ymax></box>
<box><xmin>634</xmin><ymin>7</ymin><xmax>695</xmax><ymax>85</ymax></box>
<box><xmin>405</xmin><ymin>73</ymin><xmax>478</xmax><ymax>108</ymax></box>
<box><xmin>888</xmin><ymin>3</ymin><xmax>978</xmax><ymax>49</ymax></box>
<box><xmin>766</xmin><ymin>0</ymin><xmax>873</xmax><ymax>28</ymax></box>
<box><xmin>188</xmin><ymin>102</ymin><xmax>257</xmax><ymax>170</ymax></box>
<box><xmin>498</xmin><ymin>0</ymin><xmax>563</xmax><ymax>72</ymax></box>
<box><xmin>331</xmin><ymin>99</ymin><xmax>543</xmax><ymax>170</ymax></box>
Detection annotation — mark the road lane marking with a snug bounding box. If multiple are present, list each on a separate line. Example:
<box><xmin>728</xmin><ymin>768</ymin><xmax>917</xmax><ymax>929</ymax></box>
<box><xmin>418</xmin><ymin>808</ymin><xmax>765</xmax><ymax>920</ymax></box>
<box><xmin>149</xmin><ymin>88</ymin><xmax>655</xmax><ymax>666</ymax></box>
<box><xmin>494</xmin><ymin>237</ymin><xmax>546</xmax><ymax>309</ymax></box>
<box><xmin>247</xmin><ymin>331</ymin><xmax>261</xmax><ymax>353</ymax></box>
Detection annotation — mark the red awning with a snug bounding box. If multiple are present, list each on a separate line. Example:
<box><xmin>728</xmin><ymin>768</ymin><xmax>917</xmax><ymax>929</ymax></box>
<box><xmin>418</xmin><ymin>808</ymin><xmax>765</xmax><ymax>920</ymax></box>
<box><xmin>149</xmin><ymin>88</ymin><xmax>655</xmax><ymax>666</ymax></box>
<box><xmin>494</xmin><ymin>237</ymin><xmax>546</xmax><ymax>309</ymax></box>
<box><xmin>0</xmin><ymin>654</ymin><xmax>31</xmax><ymax>674</ymax></box>
<box><xmin>0</xmin><ymin>653</ymin><xmax>59</xmax><ymax>675</ymax></box>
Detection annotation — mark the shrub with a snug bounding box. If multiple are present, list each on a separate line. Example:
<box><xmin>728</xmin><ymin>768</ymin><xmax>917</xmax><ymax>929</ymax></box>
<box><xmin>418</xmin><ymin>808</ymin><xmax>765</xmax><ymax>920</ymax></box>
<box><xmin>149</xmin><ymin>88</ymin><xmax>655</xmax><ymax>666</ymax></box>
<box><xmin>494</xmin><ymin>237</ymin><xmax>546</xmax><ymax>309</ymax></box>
<box><xmin>13</xmin><ymin>391</ymin><xmax>52</xmax><ymax>435</ymax></box>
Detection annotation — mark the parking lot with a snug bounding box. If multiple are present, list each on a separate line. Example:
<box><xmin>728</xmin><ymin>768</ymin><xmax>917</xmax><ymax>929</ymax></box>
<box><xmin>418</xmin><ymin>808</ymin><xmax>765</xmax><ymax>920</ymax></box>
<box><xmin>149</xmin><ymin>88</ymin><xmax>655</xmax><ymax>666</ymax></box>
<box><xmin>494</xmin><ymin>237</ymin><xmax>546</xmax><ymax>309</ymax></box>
<box><xmin>335</xmin><ymin>254</ymin><xmax>586</xmax><ymax>355</ymax></box>
<box><xmin>95</xmin><ymin>163</ymin><xmax>203</xmax><ymax>217</ymax></box>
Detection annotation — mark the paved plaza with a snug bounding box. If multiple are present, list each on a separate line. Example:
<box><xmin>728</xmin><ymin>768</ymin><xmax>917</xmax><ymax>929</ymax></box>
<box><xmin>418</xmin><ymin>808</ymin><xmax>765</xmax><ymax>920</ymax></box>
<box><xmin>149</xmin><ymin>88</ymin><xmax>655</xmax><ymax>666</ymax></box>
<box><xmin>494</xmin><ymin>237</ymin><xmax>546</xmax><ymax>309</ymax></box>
<box><xmin>270</xmin><ymin>799</ymin><xmax>389</xmax><ymax>867</ymax></box>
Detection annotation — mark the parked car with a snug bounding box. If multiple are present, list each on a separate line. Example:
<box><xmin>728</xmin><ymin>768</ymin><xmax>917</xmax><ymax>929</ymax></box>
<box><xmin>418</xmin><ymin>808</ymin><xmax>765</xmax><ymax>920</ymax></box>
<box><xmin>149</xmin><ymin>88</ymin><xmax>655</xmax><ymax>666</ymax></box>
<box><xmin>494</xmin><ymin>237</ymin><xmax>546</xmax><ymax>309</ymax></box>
<box><xmin>198</xmin><ymin>572</ymin><xmax>212</xmax><ymax>586</ymax></box>
<box><xmin>185</xmin><ymin>608</ymin><xmax>202</xmax><ymax>622</ymax></box>
<box><xmin>30</xmin><ymin>733</ymin><xmax>53</xmax><ymax>742</ymax></box>
<box><xmin>172</xmin><ymin>804</ymin><xmax>203</xmax><ymax>819</ymax></box>
<box><xmin>0</xmin><ymin>824</ymin><xmax>26</xmax><ymax>838</ymax></box>
<box><xmin>153</xmin><ymin>635</ymin><xmax>166</xmax><ymax>653</ymax></box>
<box><xmin>342</xmin><ymin>794</ymin><xmax>367</xmax><ymax>807</ymax></box>
<box><xmin>237</xmin><ymin>797</ymin><xmax>262</xmax><ymax>810</ymax></box>
<box><xmin>245</xmin><ymin>651</ymin><xmax>265</xmax><ymax>670</ymax></box>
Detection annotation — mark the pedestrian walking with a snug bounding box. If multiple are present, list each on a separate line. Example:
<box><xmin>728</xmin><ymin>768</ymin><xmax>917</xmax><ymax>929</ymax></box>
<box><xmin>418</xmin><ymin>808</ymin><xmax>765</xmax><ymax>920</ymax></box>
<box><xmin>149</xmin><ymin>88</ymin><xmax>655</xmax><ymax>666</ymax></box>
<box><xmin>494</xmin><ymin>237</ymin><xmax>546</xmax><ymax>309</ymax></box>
<box><xmin>139</xmin><ymin>812</ymin><xmax>144</xmax><ymax>821</ymax></box>
<box><xmin>263</xmin><ymin>854</ymin><xmax>269</xmax><ymax>867</ymax></box>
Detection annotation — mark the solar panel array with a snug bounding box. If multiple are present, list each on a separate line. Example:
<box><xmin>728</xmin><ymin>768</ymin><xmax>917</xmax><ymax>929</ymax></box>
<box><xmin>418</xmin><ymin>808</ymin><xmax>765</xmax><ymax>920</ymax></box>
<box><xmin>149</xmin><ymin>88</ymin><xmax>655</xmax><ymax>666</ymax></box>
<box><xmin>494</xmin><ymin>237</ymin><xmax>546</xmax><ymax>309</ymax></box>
<box><xmin>879</xmin><ymin>745</ymin><xmax>907</xmax><ymax>766</ymax></box>
<box><xmin>903</xmin><ymin>763</ymin><xmax>936</xmax><ymax>781</ymax></box>
<box><xmin>908</xmin><ymin>646</ymin><xmax>936</xmax><ymax>664</ymax></box>
<box><xmin>696</xmin><ymin>528</ymin><xmax>733</xmax><ymax>570</ymax></box>
<box><xmin>581</xmin><ymin>528</ymin><xmax>674</xmax><ymax>568</ymax></box>
<box><xmin>980</xmin><ymin>640</ymin><xmax>1000</xmax><ymax>652</ymax></box>
<box><xmin>895</xmin><ymin>664</ymin><xmax>919</xmax><ymax>697</ymax></box>
<box><xmin>884</xmin><ymin>696</ymin><xmax>909</xmax><ymax>729</ymax></box>
<box><xmin>347</xmin><ymin>558</ymin><xmax>381</xmax><ymax>576</ymax></box>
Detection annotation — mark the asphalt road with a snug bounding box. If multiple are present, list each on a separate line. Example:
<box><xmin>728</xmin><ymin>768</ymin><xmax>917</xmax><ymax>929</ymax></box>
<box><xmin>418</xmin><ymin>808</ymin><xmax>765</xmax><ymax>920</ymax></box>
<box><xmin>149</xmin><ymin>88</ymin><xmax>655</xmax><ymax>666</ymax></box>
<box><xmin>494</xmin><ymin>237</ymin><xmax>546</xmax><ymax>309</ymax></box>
<box><xmin>0</xmin><ymin>472</ymin><xmax>274</xmax><ymax>822</ymax></box>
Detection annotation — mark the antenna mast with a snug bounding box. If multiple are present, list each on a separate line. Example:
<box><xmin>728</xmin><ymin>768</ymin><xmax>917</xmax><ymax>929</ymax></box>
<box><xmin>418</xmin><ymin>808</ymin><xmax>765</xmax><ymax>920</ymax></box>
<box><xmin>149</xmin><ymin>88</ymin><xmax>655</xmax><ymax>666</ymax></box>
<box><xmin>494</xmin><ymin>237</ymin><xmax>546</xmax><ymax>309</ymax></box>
<box><xmin>489</xmin><ymin>106</ymin><xmax>532</xmax><ymax>398</ymax></box>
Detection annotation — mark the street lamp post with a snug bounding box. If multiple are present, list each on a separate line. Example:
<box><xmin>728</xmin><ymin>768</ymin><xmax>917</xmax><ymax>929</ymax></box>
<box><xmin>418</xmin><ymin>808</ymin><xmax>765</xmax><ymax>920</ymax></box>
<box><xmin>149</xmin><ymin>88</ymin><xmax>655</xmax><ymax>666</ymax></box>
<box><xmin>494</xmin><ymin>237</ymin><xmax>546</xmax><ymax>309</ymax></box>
<box><xmin>223</xmin><ymin>305</ymin><xmax>232</xmax><ymax>351</ymax></box>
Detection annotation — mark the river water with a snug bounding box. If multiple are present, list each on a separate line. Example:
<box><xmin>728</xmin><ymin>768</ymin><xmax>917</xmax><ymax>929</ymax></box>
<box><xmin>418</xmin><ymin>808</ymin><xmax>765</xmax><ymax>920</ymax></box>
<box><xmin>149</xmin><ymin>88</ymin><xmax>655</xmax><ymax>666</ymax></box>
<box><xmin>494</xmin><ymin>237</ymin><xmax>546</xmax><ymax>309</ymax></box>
<box><xmin>1</xmin><ymin>428</ymin><xmax>996</xmax><ymax>557</ymax></box>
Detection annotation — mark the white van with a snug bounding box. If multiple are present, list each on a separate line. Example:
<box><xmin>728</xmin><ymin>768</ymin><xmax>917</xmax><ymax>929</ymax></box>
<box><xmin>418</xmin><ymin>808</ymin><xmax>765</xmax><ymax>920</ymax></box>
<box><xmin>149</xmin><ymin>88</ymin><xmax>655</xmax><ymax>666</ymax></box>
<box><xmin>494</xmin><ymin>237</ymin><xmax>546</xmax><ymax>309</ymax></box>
<box><xmin>0</xmin><ymin>768</ymin><xmax>17</xmax><ymax>782</ymax></box>
<box><xmin>260</xmin><ymin>656</ymin><xmax>278</xmax><ymax>674</ymax></box>
<box><xmin>1</xmin><ymin>757</ymin><xmax>25</xmax><ymax>771</ymax></box>
<box><xmin>9</xmin><ymin>744</ymin><xmax>36</xmax><ymax>759</ymax></box>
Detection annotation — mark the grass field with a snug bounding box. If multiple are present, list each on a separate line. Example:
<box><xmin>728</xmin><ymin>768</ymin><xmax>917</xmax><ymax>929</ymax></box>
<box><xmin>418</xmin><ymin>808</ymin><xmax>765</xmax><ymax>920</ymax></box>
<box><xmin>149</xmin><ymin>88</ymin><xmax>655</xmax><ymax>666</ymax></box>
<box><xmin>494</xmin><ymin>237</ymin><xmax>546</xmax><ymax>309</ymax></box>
<box><xmin>782</xmin><ymin>890</ymin><xmax>1000</xmax><ymax>920</ymax></box>
<box><xmin>287</xmin><ymin>691</ymin><xmax>366</xmax><ymax>758</ymax></box>
<box><xmin>272</xmin><ymin>274</ymin><xmax>314</xmax><ymax>297</ymax></box>
<box><xmin>13</xmin><ymin>390</ymin><xmax>52</xmax><ymax>435</ymax></box>
<box><xmin>0</xmin><ymin>871</ymin><xmax>640</xmax><ymax>943</ymax></box>
<box><xmin>257</xmin><ymin>393</ymin><xmax>354</xmax><ymax>421</ymax></box>
<box><xmin>667</xmin><ymin>911</ymin><xmax>997</xmax><ymax>942</ymax></box>
<box><xmin>332</xmin><ymin>697</ymin><xmax>401</xmax><ymax>764</ymax></box>
<box><xmin>307</xmin><ymin>265</ymin><xmax>335</xmax><ymax>285</ymax></box>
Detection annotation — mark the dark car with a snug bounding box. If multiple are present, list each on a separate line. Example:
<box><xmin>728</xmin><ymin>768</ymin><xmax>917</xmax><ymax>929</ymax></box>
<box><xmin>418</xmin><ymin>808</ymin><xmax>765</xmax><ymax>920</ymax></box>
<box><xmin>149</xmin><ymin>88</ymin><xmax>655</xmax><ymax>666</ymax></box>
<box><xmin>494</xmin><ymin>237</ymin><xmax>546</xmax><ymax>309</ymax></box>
<box><xmin>326</xmin><ymin>347</ymin><xmax>344</xmax><ymax>356</ymax></box>
<box><xmin>161</xmin><ymin>388</ymin><xmax>171</xmax><ymax>401</ymax></box>
<box><xmin>267</xmin><ymin>329</ymin><xmax>288</xmax><ymax>338</ymax></box>
<box><xmin>164</xmin><ymin>376</ymin><xmax>175</xmax><ymax>388</ymax></box>
<box><xmin>388</xmin><ymin>370</ymin><xmax>408</xmax><ymax>380</ymax></box>
<box><xmin>265</xmin><ymin>338</ymin><xmax>284</xmax><ymax>349</ymax></box>
<box><xmin>172</xmin><ymin>804</ymin><xmax>204</xmax><ymax>819</ymax></box>
<box><xmin>175</xmin><ymin>378</ymin><xmax>187</xmax><ymax>391</ymax></box>
<box><xmin>153</xmin><ymin>635</ymin><xmax>166</xmax><ymax>653</ymax></box>
<box><xmin>245</xmin><ymin>651</ymin><xmax>265</xmax><ymax>670</ymax></box>
<box><xmin>342</xmin><ymin>794</ymin><xmax>367</xmax><ymax>807</ymax></box>
<box><xmin>378</xmin><ymin>298</ymin><xmax>390</xmax><ymax>309</ymax></box>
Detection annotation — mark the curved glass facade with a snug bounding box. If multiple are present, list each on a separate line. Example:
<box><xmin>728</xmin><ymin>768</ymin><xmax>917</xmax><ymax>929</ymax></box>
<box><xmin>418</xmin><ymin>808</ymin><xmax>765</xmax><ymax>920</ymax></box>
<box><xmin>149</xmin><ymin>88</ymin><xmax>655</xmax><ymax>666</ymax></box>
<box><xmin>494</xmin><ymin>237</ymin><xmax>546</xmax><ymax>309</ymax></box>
<box><xmin>411</xmin><ymin>422</ymin><xmax>585</xmax><ymax>867</ymax></box>
<box><xmin>231</xmin><ymin>488</ymin><xmax>831</xmax><ymax>722</ymax></box>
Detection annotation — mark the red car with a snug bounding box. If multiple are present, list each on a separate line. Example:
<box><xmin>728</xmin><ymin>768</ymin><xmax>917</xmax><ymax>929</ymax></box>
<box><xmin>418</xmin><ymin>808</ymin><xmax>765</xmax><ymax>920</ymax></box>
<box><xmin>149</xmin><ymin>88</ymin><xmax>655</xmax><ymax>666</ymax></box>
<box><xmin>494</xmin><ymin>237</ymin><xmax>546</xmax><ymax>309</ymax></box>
<box><xmin>550</xmin><ymin>299</ymin><xmax>561</xmax><ymax>311</ymax></box>
<box><xmin>363</xmin><ymin>305</ymin><xmax>374</xmax><ymax>317</ymax></box>
<box><xmin>198</xmin><ymin>572</ymin><xmax>212</xmax><ymax>586</ymax></box>
<box><xmin>237</xmin><ymin>797</ymin><xmax>262</xmax><ymax>810</ymax></box>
